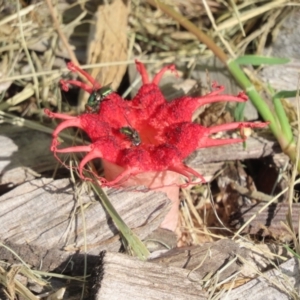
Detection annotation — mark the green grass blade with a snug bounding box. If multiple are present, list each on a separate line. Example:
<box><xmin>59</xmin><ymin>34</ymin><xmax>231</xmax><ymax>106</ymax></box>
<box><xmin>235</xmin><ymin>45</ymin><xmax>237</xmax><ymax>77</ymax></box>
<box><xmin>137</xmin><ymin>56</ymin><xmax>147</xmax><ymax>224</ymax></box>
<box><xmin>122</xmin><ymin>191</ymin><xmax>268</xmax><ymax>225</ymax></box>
<box><xmin>283</xmin><ymin>244</ymin><xmax>300</xmax><ymax>259</ymax></box>
<box><xmin>234</xmin><ymin>55</ymin><xmax>290</xmax><ymax>66</ymax></box>
<box><xmin>227</xmin><ymin>59</ymin><xmax>277</xmax><ymax>130</ymax></box>
<box><xmin>273</xmin><ymin>90</ymin><xmax>299</xmax><ymax>99</ymax></box>
<box><xmin>91</xmin><ymin>181</ymin><xmax>150</xmax><ymax>261</ymax></box>
<box><xmin>234</xmin><ymin>102</ymin><xmax>246</xmax><ymax>121</ymax></box>
<box><xmin>273</xmin><ymin>95</ymin><xmax>294</xmax><ymax>144</ymax></box>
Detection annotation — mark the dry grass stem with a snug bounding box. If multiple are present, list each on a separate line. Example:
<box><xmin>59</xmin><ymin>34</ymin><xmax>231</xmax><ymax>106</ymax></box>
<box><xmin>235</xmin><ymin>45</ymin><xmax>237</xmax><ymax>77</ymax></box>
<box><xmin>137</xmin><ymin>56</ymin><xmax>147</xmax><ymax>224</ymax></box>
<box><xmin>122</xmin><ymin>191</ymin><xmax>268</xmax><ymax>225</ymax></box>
<box><xmin>45</xmin><ymin>0</ymin><xmax>79</xmax><ymax>65</ymax></box>
<box><xmin>216</xmin><ymin>0</ymin><xmax>288</xmax><ymax>31</ymax></box>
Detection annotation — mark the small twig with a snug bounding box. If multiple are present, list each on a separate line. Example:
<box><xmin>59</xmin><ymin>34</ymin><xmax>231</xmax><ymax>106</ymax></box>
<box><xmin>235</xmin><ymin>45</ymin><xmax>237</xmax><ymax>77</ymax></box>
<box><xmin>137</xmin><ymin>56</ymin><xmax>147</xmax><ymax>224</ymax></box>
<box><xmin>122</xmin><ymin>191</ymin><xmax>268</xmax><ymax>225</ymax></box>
<box><xmin>16</xmin><ymin>0</ymin><xmax>40</xmax><ymax>108</ymax></box>
<box><xmin>202</xmin><ymin>0</ymin><xmax>235</xmax><ymax>57</ymax></box>
<box><xmin>286</xmin><ymin>78</ymin><xmax>300</xmax><ymax>254</ymax></box>
<box><xmin>0</xmin><ymin>4</ymin><xmax>37</xmax><ymax>26</ymax></box>
<box><xmin>230</xmin><ymin>182</ymin><xmax>273</xmax><ymax>202</ymax></box>
<box><xmin>228</xmin><ymin>0</ymin><xmax>246</xmax><ymax>36</ymax></box>
<box><xmin>216</xmin><ymin>0</ymin><xmax>287</xmax><ymax>31</ymax></box>
<box><xmin>45</xmin><ymin>0</ymin><xmax>79</xmax><ymax>65</ymax></box>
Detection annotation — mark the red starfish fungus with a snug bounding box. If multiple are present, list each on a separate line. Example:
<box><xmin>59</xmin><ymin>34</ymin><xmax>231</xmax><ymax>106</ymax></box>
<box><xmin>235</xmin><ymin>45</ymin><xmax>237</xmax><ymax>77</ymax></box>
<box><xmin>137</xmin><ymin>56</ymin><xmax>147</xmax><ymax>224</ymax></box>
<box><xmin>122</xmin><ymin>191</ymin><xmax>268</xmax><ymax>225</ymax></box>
<box><xmin>45</xmin><ymin>60</ymin><xmax>268</xmax><ymax>231</ymax></box>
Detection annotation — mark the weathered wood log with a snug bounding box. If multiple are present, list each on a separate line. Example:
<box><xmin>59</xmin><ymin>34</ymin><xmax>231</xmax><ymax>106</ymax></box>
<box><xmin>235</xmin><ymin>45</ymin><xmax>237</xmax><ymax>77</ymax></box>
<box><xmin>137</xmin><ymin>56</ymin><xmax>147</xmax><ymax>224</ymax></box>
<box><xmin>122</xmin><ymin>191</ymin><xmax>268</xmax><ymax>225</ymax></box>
<box><xmin>0</xmin><ymin>240</ymin><xmax>79</xmax><ymax>273</ymax></box>
<box><xmin>89</xmin><ymin>251</ymin><xmax>207</xmax><ymax>300</ymax></box>
<box><xmin>220</xmin><ymin>257</ymin><xmax>300</xmax><ymax>300</ymax></box>
<box><xmin>0</xmin><ymin>228</ymin><xmax>176</xmax><ymax>273</ymax></box>
<box><xmin>0</xmin><ymin>178</ymin><xmax>170</xmax><ymax>254</ymax></box>
<box><xmin>0</xmin><ymin>124</ymin><xmax>56</xmax><ymax>188</ymax></box>
<box><xmin>88</xmin><ymin>242</ymin><xmax>290</xmax><ymax>299</ymax></box>
<box><xmin>187</xmin><ymin>135</ymin><xmax>283</xmax><ymax>182</ymax></box>
<box><xmin>230</xmin><ymin>203</ymin><xmax>300</xmax><ymax>241</ymax></box>
<box><xmin>188</xmin><ymin>136</ymin><xmax>280</xmax><ymax>165</ymax></box>
<box><xmin>150</xmin><ymin>239</ymin><xmax>290</xmax><ymax>283</ymax></box>
<box><xmin>0</xmin><ymin>239</ymin><xmax>290</xmax><ymax>299</ymax></box>
<box><xmin>150</xmin><ymin>239</ymin><xmax>248</xmax><ymax>282</ymax></box>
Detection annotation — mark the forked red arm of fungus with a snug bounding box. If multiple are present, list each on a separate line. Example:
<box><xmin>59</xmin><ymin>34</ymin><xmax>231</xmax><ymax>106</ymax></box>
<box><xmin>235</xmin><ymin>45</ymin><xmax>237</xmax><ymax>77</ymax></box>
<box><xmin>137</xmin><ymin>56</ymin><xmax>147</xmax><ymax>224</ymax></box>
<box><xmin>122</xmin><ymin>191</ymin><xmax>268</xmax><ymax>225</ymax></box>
<box><xmin>45</xmin><ymin>60</ymin><xmax>268</xmax><ymax>231</ymax></box>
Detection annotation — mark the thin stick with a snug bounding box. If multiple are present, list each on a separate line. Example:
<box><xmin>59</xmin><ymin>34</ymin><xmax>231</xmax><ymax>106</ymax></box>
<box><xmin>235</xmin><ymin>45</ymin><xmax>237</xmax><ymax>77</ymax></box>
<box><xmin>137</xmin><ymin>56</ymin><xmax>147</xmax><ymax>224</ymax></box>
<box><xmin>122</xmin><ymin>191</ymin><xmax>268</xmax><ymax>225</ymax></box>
<box><xmin>202</xmin><ymin>0</ymin><xmax>235</xmax><ymax>58</ymax></box>
<box><xmin>0</xmin><ymin>4</ymin><xmax>37</xmax><ymax>26</ymax></box>
<box><xmin>216</xmin><ymin>0</ymin><xmax>287</xmax><ymax>31</ymax></box>
<box><xmin>16</xmin><ymin>0</ymin><xmax>40</xmax><ymax>108</ymax></box>
<box><xmin>45</xmin><ymin>0</ymin><xmax>79</xmax><ymax>65</ymax></box>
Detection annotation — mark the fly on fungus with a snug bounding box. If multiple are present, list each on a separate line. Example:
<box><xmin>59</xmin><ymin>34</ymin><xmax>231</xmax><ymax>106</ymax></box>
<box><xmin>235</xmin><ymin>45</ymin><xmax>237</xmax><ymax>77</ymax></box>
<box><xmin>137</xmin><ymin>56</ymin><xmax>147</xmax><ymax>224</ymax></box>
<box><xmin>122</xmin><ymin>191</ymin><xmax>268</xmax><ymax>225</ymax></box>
<box><xmin>120</xmin><ymin>126</ymin><xmax>141</xmax><ymax>146</ymax></box>
<box><xmin>85</xmin><ymin>83</ymin><xmax>113</xmax><ymax>113</ymax></box>
<box><xmin>45</xmin><ymin>60</ymin><xmax>268</xmax><ymax>230</ymax></box>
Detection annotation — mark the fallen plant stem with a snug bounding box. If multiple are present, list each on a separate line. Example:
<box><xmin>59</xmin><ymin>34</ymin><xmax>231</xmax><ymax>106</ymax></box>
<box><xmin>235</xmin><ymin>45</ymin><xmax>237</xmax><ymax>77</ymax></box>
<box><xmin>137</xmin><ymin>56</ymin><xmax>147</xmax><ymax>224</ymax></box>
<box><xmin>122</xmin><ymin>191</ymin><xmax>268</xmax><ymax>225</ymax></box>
<box><xmin>230</xmin><ymin>182</ymin><xmax>273</xmax><ymax>202</ymax></box>
<box><xmin>285</xmin><ymin>86</ymin><xmax>300</xmax><ymax>255</ymax></box>
<box><xmin>16</xmin><ymin>0</ymin><xmax>40</xmax><ymax>109</ymax></box>
<box><xmin>147</xmin><ymin>0</ymin><xmax>298</xmax><ymax>170</ymax></box>
<box><xmin>45</xmin><ymin>0</ymin><xmax>79</xmax><ymax>66</ymax></box>
<box><xmin>90</xmin><ymin>177</ymin><xmax>150</xmax><ymax>261</ymax></box>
